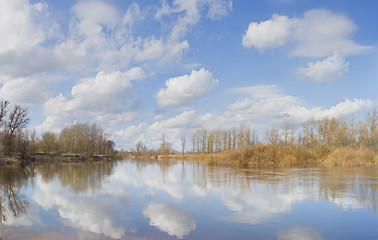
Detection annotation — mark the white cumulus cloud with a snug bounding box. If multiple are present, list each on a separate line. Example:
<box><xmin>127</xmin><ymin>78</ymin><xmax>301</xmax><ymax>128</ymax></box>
<box><xmin>242</xmin><ymin>14</ymin><xmax>291</xmax><ymax>50</ymax></box>
<box><xmin>242</xmin><ymin>9</ymin><xmax>371</xmax><ymax>57</ymax></box>
<box><xmin>44</xmin><ymin>67</ymin><xmax>145</xmax><ymax>114</ymax></box>
<box><xmin>297</xmin><ymin>51</ymin><xmax>350</xmax><ymax>83</ymax></box>
<box><xmin>157</xmin><ymin>68</ymin><xmax>219</xmax><ymax>107</ymax></box>
<box><xmin>0</xmin><ymin>75</ymin><xmax>49</xmax><ymax>104</ymax></box>
<box><xmin>38</xmin><ymin>67</ymin><xmax>145</xmax><ymax>133</ymax></box>
<box><xmin>0</xmin><ymin>0</ymin><xmax>46</xmax><ymax>54</ymax></box>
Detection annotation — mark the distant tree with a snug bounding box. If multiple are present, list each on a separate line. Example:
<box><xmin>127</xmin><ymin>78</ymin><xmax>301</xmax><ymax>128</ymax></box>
<box><xmin>366</xmin><ymin>109</ymin><xmax>378</xmax><ymax>150</ymax></box>
<box><xmin>104</xmin><ymin>140</ymin><xmax>115</xmax><ymax>155</ymax></box>
<box><xmin>15</xmin><ymin>129</ymin><xmax>29</xmax><ymax>158</ymax></box>
<box><xmin>303</xmin><ymin>118</ymin><xmax>317</xmax><ymax>147</ymax></box>
<box><xmin>231</xmin><ymin>128</ymin><xmax>236</xmax><ymax>150</ymax></box>
<box><xmin>159</xmin><ymin>133</ymin><xmax>172</xmax><ymax>155</ymax></box>
<box><xmin>136</xmin><ymin>141</ymin><xmax>144</xmax><ymax>154</ymax></box>
<box><xmin>215</xmin><ymin>130</ymin><xmax>221</xmax><ymax>152</ymax></box>
<box><xmin>222</xmin><ymin>131</ymin><xmax>228</xmax><ymax>151</ymax></box>
<box><xmin>191</xmin><ymin>133</ymin><xmax>196</xmax><ymax>153</ymax></box>
<box><xmin>282</xmin><ymin>121</ymin><xmax>290</xmax><ymax>145</ymax></box>
<box><xmin>28</xmin><ymin>129</ymin><xmax>38</xmax><ymax>154</ymax></box>
<box><xmin>180</xmin><ymin>137</ymin><xmax>186</xmax><ymax>155</ymax></box>
<box><xmin>266</xmin><ymin>128</ymin><xmax>279</xmax><ymax>145</ymax></box>
<box><xmin>245</xmin><ymin>127</ymin><xmax>251</xmax><ymax>147</ymax></box>
<box><xmin>42</xmin><ymin>132</ymin><xmax>58</xmax><ymax>153</ymax></box>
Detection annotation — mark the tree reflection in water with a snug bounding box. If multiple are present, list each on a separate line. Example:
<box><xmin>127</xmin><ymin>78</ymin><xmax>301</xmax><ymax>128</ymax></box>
<box><xmin>0</xmin><ymin>166</ymin><xmax>33</xmax><ymax>223</ymax></box>
<box><xmin>36</xmin><ymin>161</ymin><xmax>117</xmax><ymax>193</ymax></box>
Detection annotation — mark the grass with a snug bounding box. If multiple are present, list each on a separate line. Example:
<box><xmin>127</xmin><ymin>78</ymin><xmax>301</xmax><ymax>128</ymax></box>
<box><xmin>184</xmin><ymin>145</ymin><xmax>377</xmax><ymax>168</ymax></box>
<box><xmin>323</xmin><ymin>147</ymin><xmax>376</xmax><ymax>167</ymax></box>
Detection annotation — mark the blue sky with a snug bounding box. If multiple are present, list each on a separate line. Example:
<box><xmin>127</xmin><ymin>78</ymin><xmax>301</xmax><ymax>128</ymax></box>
<box><xmin>0</xmin><ymin>0</ymin><xmax>377</xmax><ymax>150</ymax></box>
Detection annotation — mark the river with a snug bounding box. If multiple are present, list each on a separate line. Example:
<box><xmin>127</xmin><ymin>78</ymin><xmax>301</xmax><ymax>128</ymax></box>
<box><xmin>0</xmin><ymin>159</ymin><xmax>377</xmax><ymax>239</ymax></box>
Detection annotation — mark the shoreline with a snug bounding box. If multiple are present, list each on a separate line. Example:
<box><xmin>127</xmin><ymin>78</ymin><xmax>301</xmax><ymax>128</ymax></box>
<box><xmin>0</xmin><ymin>153</ymin><xmax>118</xmax><ymax>167</ymax></box>
<box><xmin>2</xmin><ymin>145</ymin><xmax>377</xmax><ymax>169</ymax></box>
<box><xmin>125</xmin><ymin>145</ymin><xmax>378</xmax><ymax>168</ymax></box>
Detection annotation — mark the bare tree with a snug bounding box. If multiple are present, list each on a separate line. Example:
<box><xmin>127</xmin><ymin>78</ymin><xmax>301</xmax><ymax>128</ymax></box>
<box><xmin>0</xmin><ymin>100</ymin><xmax>9</xmax><ymax>127</ymax></box>
<box><xmin>303</xmin><ymin>118</ymin><xmax>317</xmax><ymax>147</ymax></box>
<box><xmin>282</xmin><ymin>121</ymin><xmax>290</xmax><ymax>145</ymax></box>
<box><xmin>4</xmin><ymin>105</ymin><xmax>30</xmax><ymax>155</ymax></box>
<box><xmin>191</xmin><ymin>133</ymin><xmax>196</xmax><ymax>153</ymax></box>
<box><xmin>215</xmin><ymin>130</ymin><xmax>221</xmax><ymax>152</ymax></box>
<box><xmin>159</xmin><ymin>133</ymin><xmax>171</xmax><ymax>155</ymax></box>
<box><xmin>222</xmin><ymin>131</ymin><xmax>228</xmax><ymax>151</ymax></box>
<box><xmin>136</xmin><ymin>141</ymin><xmax>143</xmax><ymax>153</ymax></box>
<box><xmin>180</xmin><ymin>137</ymin><xmax>186</xmax><ymax>155</ymax></box>
<box><xmin>266</xmin><ymin>128</ymin><xmax>279</xmax><ymax>145</ymax></box>
<box><xmin>245</xmin><ymin>127</ymin><xmax>251</xmax><ymax>147</ymax></box>
<box><xmin>201</xmin><ymin>129</ymin><xmax>207</xmax><ymax>153</ymax></box>
<box><xmin>366</xmin><ymin>109</ymin><xmax>378</xmax><ymax>150</ymax></box>
<box><xmin>231</xmin><ymin>127</ymin><xmax>236</xmax><ymax>150</ymax></box>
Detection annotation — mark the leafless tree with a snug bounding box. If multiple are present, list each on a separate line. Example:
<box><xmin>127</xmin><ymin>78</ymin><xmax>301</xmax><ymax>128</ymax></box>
<box><xmin>266</xmin><ymin>128</ymin><xmax>279</xmax><ymax>145</ymax></box>
<box><xmin>0</xmin><ymin>100</ymin><xmax>9</xmax><ymax>128</ymax></box>
<box><xmin>180</xmin><ymin>137</ymin><xmax>186</xmax><ymax>155</ymax></box>
<box><xmin>4</xmin><ymin>105</ymin><xmax>30</xmax><ymax>154</ymax></box>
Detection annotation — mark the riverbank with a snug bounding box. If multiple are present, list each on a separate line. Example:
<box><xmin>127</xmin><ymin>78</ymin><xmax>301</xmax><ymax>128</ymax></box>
<box><xmin>0</xmin><ymin>153</ymin><xmax>118</xmax><ymax>167</ymax></box>
<box><xmin>129</xmin><ymin>145</ymin><xmax>378</xmax><ymax>168</ymax></box>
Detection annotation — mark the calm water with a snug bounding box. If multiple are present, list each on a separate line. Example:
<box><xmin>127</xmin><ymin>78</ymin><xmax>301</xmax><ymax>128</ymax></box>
<box><xmin>0</xmin><ymin>159</ymin><xmax>378</xmax><ymax>240</ymax></box>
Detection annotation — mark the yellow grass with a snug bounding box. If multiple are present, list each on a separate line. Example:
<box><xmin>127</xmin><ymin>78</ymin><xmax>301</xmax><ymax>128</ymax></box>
<box><xmin>323</xmin><ymin>147</ymin><xmax>375</xmax><ymax>167</ymax></box>
<box><xmin>183</xmin><ymin>145</ymin><xmax>377</xmax><ymax>168</ymax></box>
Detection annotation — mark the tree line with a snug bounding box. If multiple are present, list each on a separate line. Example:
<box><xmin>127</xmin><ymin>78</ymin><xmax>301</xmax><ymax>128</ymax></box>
<box><xmin>188</xmin><ymin>109</ymin><xmax>377</xmax><ymax>154</ymax></box>
<box><xmin>0</xmin><ymin>100</ymin><xmax>115</xmax><ymax>157</ymax></box>
<box><xmin>130</xmin><ymin>109</ymin><xmax>377</xmax><ymax>158</ymax></box>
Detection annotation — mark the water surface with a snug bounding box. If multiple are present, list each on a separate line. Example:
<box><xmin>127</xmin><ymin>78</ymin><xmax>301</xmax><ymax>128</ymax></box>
<box><xmin>0</xmin><ymin>159</ymin><xmax>377</xmax><ymax>239</ymax></box>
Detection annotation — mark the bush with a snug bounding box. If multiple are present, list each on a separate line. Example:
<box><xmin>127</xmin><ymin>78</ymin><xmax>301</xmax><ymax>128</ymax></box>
<box><xmin>323</xmin><ymin>147</ymin><xmax>375</xmax><ymax>167</ymax></box>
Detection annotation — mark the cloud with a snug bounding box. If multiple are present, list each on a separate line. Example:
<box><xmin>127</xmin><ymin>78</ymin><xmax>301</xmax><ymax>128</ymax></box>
<box><xmin>297</xmin><ymin>51</ymin><xmax>349</xmax><ymax>83</ymax></box>
<box><xmin>242</xmin><ymin>9</ymin><xmax>371</xmax><ymax>57</ymax></box>
<box><xmin>156</xmin><ymin>0</ymin><xmax>232</xmax><ymax>41</ymax></box>
<box><xmin>157</xmin><ymin>68</ymin><xmax>219</xmax><ymax>107</ymax></box>
<box><xmin>207</xmin><ymin>0</ymin><xmax>233</xmax><ymax>20</ymax></box>
<box><xmin>287</xmin><ymin>98</ymin><xmax>372</xmax><ymax>122</ymax></box>
<box><xmin>0</xmin><ymin>75</ymin><xmax>49</xmax><ymax>104</ymax></box>
<box><xmin>115</xmin><ymin>123</ymin><xmax>148</xmax><ymax>142</ymax></box>
<box><xmin>0</xmin><ymin>0</ymin><xmax>46</xmax><ymax>54</ymax></box>
<box><xmin>0</xmin><ymin>0</ymin><xmax>61</xmax><ymax>78</ymax></box>
<box><xmin>291</xmin><ymin>9</ymin><xmax>371</xmax><ymax>57</ymax></box>
<box><xmin>219</xmin><ymin>93</ymin><xmax>372</xmax><ymax>129</ymax></box>
<box><xmin>123</xmin><ymin>2</ymin><xmax>145</xmax><ymax>26</ymax></box>
<box><xmin>72</xmin><ymin>0</ymin><xmax>119</xmax><ymax>29</ymax></box>
<box><xmin>242</xmin><ymin>14</ymin><xmax>291</xmax><ymax>50</ymax></box>
<box><xmin>143</xmin><ymin>203</ymin><xmax>196</xmax><ymax>238</ymax></box>
<box><xmin>38</xmin><ymin>67</ymin><xmax>145</xmax><ymax>133</ymax></box>
<box><xmin>0</xmin><ymin>0</ymin><xmax>204</xmax><ymax>79</ymax></box>
<box><xmin>44</xmin><ymin>67</ymin><xmax>145</xmax><ymax>114</ymax></box>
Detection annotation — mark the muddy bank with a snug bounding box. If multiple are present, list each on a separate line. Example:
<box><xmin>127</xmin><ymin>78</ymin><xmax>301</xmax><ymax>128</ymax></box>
<box><xmin>0</xmin><ymin>153</ymin><xmax>117</xmax><ymax>167</ymax></box>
